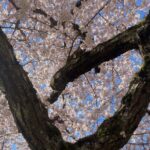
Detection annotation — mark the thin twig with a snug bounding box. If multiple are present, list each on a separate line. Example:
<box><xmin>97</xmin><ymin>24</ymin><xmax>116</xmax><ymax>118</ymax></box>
<box><xmin>85</xmin><ymin>0</ymin><xmax>111</xmax><ymax>27</ymax></box>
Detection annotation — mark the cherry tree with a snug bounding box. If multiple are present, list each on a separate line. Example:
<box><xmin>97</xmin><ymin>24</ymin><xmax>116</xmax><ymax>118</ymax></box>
<box><xmin>0</xmin><ymin>0</ymin><xmax>150</xmax><ymax>149</ymax></box>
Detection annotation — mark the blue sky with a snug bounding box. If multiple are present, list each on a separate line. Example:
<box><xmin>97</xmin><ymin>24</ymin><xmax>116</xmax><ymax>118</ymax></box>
<box><xmin>11</xmin><ymin>144</ymin><xmax>17</xmax><ymax>150</ymax></box>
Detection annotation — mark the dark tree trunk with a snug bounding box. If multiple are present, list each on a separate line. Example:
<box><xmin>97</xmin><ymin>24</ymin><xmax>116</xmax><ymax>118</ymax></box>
<box><xmin>0</xmin><ymin>28</ymin><xmax>73</xmax><ymax>150</ymax></box>
<box><xmin>0</xmin><ymin>12</ymin><xmax>150</xmax><ymax>150</ymax></box>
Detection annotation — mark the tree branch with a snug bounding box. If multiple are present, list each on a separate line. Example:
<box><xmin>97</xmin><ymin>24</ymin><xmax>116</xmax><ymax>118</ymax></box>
<box><xmin>74</xmin><ymin>14</ymin><xmax>150</xmax><ymax>149</ymax></box>
<box><xmin>48</xmin><ymin>15</ymin><xmax>150</xmax><ymax>103</ymax></box>
<box><xmin>0</xmin><ymin>28</ymin><xmax>69</xmax><ymax>150</ymax></box>
<box><xmin>0</xmin><ymin>9</ymin><xmax>150</xmax><ymax>150</ymax></box>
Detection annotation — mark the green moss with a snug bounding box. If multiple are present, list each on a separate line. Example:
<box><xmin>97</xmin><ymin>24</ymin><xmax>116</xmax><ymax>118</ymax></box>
<box><xmin>97</xmin><ymin>116</ymin><xmax>123</xmax><ymax>139</ymax></box>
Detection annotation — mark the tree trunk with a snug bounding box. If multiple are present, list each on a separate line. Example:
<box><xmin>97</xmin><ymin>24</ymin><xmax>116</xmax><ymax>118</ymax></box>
<box><xmin>0</xmin><ymin>28</ymin><xmax>71</xmax><ymax>150</ymax></box>
<box><xmin>0</xmin><ymin>12</ymin><xmax>150</xmax><ymax>150</ymax></box>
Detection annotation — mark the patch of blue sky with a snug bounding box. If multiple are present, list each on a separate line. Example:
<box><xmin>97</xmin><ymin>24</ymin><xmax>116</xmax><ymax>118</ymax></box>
<box><xmin>135</xmin><ymin>0</ymin><xmax>144</xmax><ymax>7</ymax></box>
<box><xmin>97</xmin><ymin>116</ymin><xmax>106</xmax><ymax>124</ymax></box>
<box><xmin>24</xmin><ymin>60</ymin><xmax>37</xmax><ymax>77</ymax></box>
<box><xmin>1</xmin><ymin>17</ymin><xmax>15</xmax><ymax>34</ymax></box>
<box><xmin>109</xmin><ymin>96</ymin><xmax>116</xmax><ymax>114</ymax></box>
<box><xmin>10</xmin><ymin>135</ymin><xmax>27</xmax><ymax>150</ymax></box>
<box><xmin>91</xmin><ymin>116</ymin><xmax>106</xmax><ymax>132</ymax></box>
<box><xmin>54</xmin><ymin>95</ymin><xmax>79</xmax><ymax>109</ymax></box>
<box><xmin>14</xmin><ymin>134</ymin><xmax>26</xmax><ymax>144</ymax></box>
<box><xmin>1</xmin><ymin>0</ymin><xmax>8</xmax><ymax>10</ymax></box>
<box><xmin>83</xmin><ymin>94</ymin><xmax>93</xmax><ymax>105</ymax></box>
<box><xmin>11</xmin><ymin>144</ymin><xmax>17</xmax><ymax>150</ymax></box>
<box><xmin>83</xmin><ymin>131</ymin><xmax>93</xmax><ymax>137</ymax></box>
<box><xmin>19</xmin><ymin>52</ymin><xmax>30</xmax><ymax>66</ymax></box>
<box><xmin>105</xmin><ymin>71</ymin><xmax>112</xmax><ymax>78</ymax></box>
<box><xmin>68</xmin><ymin>100</ymin><xmax>78</xmax><ymax>108</ymax></box>
<box><xmin>54</xmin><ymin>100</ymin><xmax>64</xmax><ymax>109</ymax></box>
<box><xmin>136</xmin><ymin>10</ymin><xmax>149</xmax><ymax>19</ymax></box>
<box><xmin>135</xmin><ymin>0</ymin><xmax>149</xmax><ymax>19</ymax></box>
<box><xmin>67</xmin><ymin>127</ymin><xmax>73</xmax><ymax>132</ymax></box>
<box><xmin>92</xmin><ymin>100</ymin><xmax>101</xmax><ymax>108</ymax></box>
<box><xmin>74</xmin><ymin>131</ymin><xmax>81</xmax><ymax>139</ymax></box>
<box><xmin>39</xmin><ymin>83</ymin><xmax>47</xmax><ymax>90</ymax></box>
<box><xmin>115</xmin><ymin>0</ymin><xmax>124</xmax><ymax>9</ymax></box>
<box><xmin>142</xmin><ymin>133</ymin><xmax>149</xmax><ymax>143</ymax></box>
<box><xmin>29</xmin><ymin>36</ymin><xmax>44</xmax><ymax>44</ymax></box>
<box><xmin>76</xmin><ymin>110</ymin><xmax>85</xmax><ymax>119</ymax></box>
<box><xmin>115</xmin><ymin>76</ymin><xmax>122</xmax><ymax>85</ymax></box>
<box><xmin>48</xmin><ymin>108</ymin><xmax>53</xmax><ymax>114</ymax></box>
<box><xmin>129</xmin><ymin>51</ymin><xmax>143</xmax><ymax>72</ymax></box>
<box><xmin>88</xmin><ymin>79</ymin><xmax>96</xmax><ymax>88</ymax></box>
<box><xmin>2</xmin><ymin>26</ymin><xmax>14</xmax><ymax>34</ymax></box>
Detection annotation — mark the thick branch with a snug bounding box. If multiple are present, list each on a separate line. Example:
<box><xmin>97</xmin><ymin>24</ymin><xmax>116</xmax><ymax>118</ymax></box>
<box><xmin>75</xmin><ymin>17</ymin><xmax>150</xmax><ymax>150</ymax></box>
<box><xmin>0</xmin><ymin>28</ymin><xmax>73</xmax><ymax>150</ymax></box>
<box><xmin>76</xmin><ymin>68</ymin><xmax>150</xmax><ymax>150</ymax></box>
<box><xmin>0</xmin><ymin>10</ymin><xmax>150</xmax><ymax>150</ymax></box>
<box><xmin>48</xmin><ymin>16</ymin><xmax>150</xmax><ymax>103</ymax></box>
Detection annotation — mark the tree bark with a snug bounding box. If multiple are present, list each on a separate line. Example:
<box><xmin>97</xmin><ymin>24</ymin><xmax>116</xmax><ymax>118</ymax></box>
<box><xmin>0</xmin><ymin>28</ymin><xmax>72</xmax><ymax>150</ymax></box>
<box><xmin>0</xmin><ymin>12</ymin><xmax>150</xmax><ymax>150</ymax></box>
<box><xmin>48</xmin><ymin>14</ymin><xmax>150</xmax><ymax>103</ymax></box>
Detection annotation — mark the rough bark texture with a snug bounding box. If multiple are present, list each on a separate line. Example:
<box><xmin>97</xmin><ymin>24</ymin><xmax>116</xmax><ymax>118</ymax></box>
<box><xmin>75</xmin><ymin>18</ymin><xmax>150</xmax><ymax>150</ymax></box>
<box><xmin>0</xmin><ymin>28</ymin><xmax>73</xmax><ymax>150</ymax></box>
<box><xmin>48</xmin><ymin>16</ymin><xmax>149</xmax><ymax>103</ymax></box>
<box><xmin>0</xmin><ymin>12</ymin><xmax>150</xmax><ymax>150</ymax></box>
